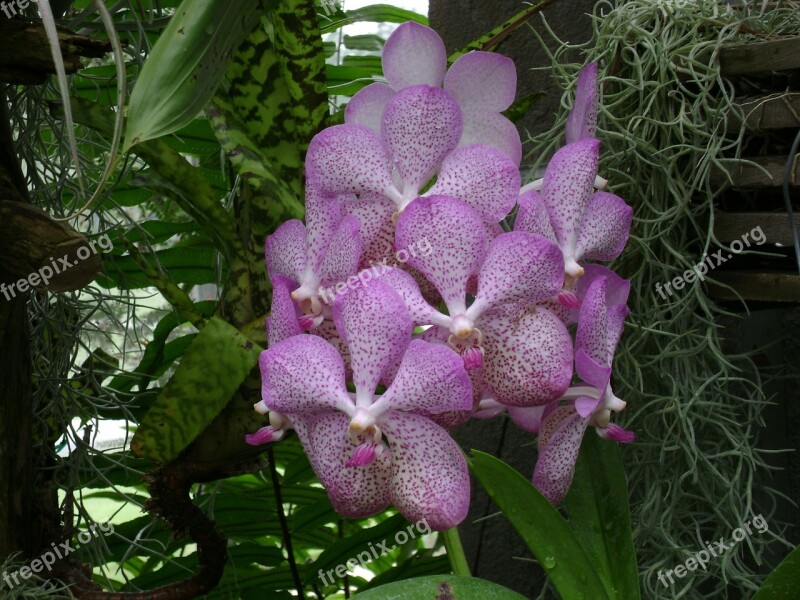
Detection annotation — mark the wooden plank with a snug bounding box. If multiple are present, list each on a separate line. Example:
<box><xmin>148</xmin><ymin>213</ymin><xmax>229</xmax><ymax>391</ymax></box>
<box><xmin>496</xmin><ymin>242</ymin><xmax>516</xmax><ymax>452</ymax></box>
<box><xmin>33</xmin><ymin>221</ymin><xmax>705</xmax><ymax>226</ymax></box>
<box><xmin>714</xmin><ymin>212</ymin><xmax>800</xmax><ymax>246</ymax></box>
<box><xmin>719</xmin><ymin>36</ymin><xmax>800</xmax><ymax>76</ymax></box>
<box><xmin>732</xmin><ymin>93</ymin><xmax>800</xmax><ymax>130</ymax></box>
<box><xmin>710</xmin><ymin>155</ymin><xmax>800</xmax><ymax>188</ymax></box>
<box><xmin>708</xmin><ymin>271</ymin><xmax>800</xmax><ymax>303</ymax></box>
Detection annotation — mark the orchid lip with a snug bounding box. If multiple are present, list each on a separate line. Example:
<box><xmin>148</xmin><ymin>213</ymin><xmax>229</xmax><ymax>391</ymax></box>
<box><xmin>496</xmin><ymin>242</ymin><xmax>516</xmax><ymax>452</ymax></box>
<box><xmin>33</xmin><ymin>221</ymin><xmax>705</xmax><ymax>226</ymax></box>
<box><xmin>345</xmin><ymin>441</ymin><xmax>386</xmax><ymax>467</ymax></box>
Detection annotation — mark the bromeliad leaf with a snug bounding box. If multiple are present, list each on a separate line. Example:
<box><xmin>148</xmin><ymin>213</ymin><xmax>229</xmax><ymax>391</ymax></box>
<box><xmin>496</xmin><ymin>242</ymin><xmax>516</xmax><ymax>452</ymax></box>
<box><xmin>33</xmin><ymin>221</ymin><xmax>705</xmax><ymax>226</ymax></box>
<box><xmin>131</xmin><ymin>316</ymin><xmax>262</xmax><ymax>463</ymax></box>
<box><xmin>124</xmin><ymin>0</ymin><xmax>262</xmax><ymax>151</ymax></box>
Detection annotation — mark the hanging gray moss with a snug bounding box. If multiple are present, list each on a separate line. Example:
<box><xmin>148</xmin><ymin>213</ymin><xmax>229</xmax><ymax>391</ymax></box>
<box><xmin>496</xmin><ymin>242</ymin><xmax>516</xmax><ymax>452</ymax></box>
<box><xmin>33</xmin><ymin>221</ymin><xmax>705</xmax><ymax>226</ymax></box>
<box><xmin>527</xmin><ymin>1</ymin><xmax>798</xmax><ymax>598</ymax></box>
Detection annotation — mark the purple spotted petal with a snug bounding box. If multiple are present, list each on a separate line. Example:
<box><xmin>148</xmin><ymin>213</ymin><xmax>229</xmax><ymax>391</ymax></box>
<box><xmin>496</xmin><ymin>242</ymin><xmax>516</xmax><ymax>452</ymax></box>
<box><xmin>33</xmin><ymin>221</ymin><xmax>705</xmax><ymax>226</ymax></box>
<box><xmin>533</xmin><ymin>406</ymin><xmax>589</xmax><ymax>505</ymax></box>
<box><xmin>333</xmin><ymin>279</ymin><xmax>412</xmax><ymax>396</ymax></box>
<box><xmin>377</xmin><ymin>339</ymin><xmax>472</xmax><ymax>414</ymax></box>
<box><xmin>395</xmin><ymin>195</ymin><xmax>487</xmax><ymax>312</ymax></box>
<box><xmin>565</xmin><ymin>62</ymin><xmax>599</xmax><ymax>144</ymax></box>
<box><xmin>380</xmin><ymin>411</ymin><xmax>469</xmax><ymax>530</ymax></box>
<box><xmin>508</xmin><ymin>403</ymin><xmax>557</xmax><ymax>434</ymax></box>
<box><xmin>345</xmin><ymin>82</ymin><xmax>395</xmax><ymax>132</ymax></box>
<box><xmin>428</xmin><ymin>144</ymin><xmax>519</xmax><ymax>222</ymax></box>
<box><xmin>345</xmin><ymin>193</ymin><xmax>396</xmax><ymax>269</ymax></box>
<box><xmin>260</xmin><ymin>335</ymin><xmax>350</xmax><ymax>415</ymax></box>
<box><xmin>606</xmin><ymin>304</ymin><xmax>630</xmax><ymax>359</ymax></box>
<box><xmin>305</xmin><ymin>185</ymin><xmax>345</xmax><ymax>273</ymax></box>
<box><xmin>515</xmin><ymin>190</ymin><xmax>557</xmax><ymax>244</ymax></box>
<box><xmin>575</xmin><ymin>191</ymin><xmax>633</xmax><ymax>262</ymax></box>
<box><xmin>306</xmin><ymin>124</ymin><xmax>395</xmax><ymax>198</ymax></box>
<box><xmin>575</xmin><ymin>394</ymin><xmax>602</xmax><ymax>418</ymax></box>
<box><xmin>375</xmin><ymin>266</ymin><xmax>445</xmax><ymax>327</ymax></box>
<box><xmin>267</xmin><ymin>275</ymin><xmax>302</xmax><ymax>347</ymax></box>
<box><xmin>444</xmin><ymin>51</ymin><xmax>516</xmax><ymax>112</ymax></box>
<box><xmin>460</xmin><ymin>109</ymin><xmax>522</xmax><ymax>165</ymax></box>
<box><xmin>382</xmin><ymin>86</ymin><xmax>462</xmax><ymax>198</ymax></box>
<box><xmin>382</xmin><ymin>22</ymin><xmax>446</xmax><ymax>90</ymax></box>
<box><xmin>575</xmin><ymin>349</ymin><xmax>612</xmax><ymax>393</ymax></box>
<box><xmin>576</xmin><ymin>276</ymin><xmax>610</xmax><ymax>367</ymax></box>
<box><xmin>480</xmin><ymin>306</ymin><xmax>573</xmax><ymax>407</ymax></box>
<box><xmin>578</xmin><ymin>264</ymin><xmax>631</xmax><ymax>308</ymax></box>
<box><xmin>313</xmin><ymin>319</ymin><xmax>352</xmax><ymax>380</ymax></box>
<box><xmin>265</xmin><ymin>219</ymin><xmax>305</xmax><ymax>282</ymax></box>
<box><xmin>472</xmin><ymin>232</ymin><xmax>564</xmax><ymax>317</ymax></box>
<box><xmin>309</xmin><ymin>412</ymin><xmax>392</xmax><ymax>518</ymax></box>
<box><xmin>318</xmin><ymin>215</ymin><xmax>362</xmax><ymax>286</ymax></box>
<box><xmin>541</xmin><ymin>138</ymin><xmax>600</xmax><ymax>272</ymax></box>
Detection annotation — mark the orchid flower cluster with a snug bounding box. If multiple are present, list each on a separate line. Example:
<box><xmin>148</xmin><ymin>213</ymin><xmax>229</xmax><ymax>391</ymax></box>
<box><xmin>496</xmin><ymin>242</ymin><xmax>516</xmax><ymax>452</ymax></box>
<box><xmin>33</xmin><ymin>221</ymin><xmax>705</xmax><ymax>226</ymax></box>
<box><xmin>247</xmin><ymin>22</ymin><xmax>635</xmax><ymax>530</ymax></box>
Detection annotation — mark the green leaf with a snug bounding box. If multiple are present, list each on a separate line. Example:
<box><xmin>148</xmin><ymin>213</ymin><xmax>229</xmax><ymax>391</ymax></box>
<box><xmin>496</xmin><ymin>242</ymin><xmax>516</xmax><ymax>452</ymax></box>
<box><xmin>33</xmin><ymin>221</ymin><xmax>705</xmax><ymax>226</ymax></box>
<box><xmin>563</xmin><ymin>433</ymin><xmax>640</xmax><ymax>600</ymax></box>
<box><xmin>130</xmin><ymin>316</ymin><xmax>262</xmax><ymax>463</ymax></box>
<box><xmin>321</xmin><ymin>4</ymin><xmax>427</xmax><ymax>33</ymax></box>
<box><xmin>98</xmin><ymin>244</ymin><xmax>221</xmax><ymax>289</ymax></box>
<box><xmin>753</xmin><ymin>546</ymin><xmax>800</xmax><ymax>600</ymax></box>
<box><xmin>469</xmin><ymin>450</ymin><xmax>611</xmax><ymax>600</ymax></box>
<box><xmin>307</xmin><ymin>513</ymin><xmax>408</xmax><ymax>580</ymax></box>
<box><xmin>352</xmin><ymin>575</ymin><xmax>527</xmax><ymax>599</ymax></box>
<box><xmin>124</xmin><ymin>0</ymin><xmax>262</xmax><ymax>150</ymax></box>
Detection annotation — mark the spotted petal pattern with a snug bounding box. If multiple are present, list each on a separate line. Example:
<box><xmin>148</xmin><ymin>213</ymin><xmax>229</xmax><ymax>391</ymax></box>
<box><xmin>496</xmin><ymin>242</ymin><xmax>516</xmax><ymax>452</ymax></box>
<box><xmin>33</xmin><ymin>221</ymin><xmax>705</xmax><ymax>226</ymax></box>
<box><xmin>260</xmin><ymin>335</ymin><xmax>349</xmax><ymax>415</ymax></box>
<box><xmin>378</xmin><ymin>339</ymin><xmax>473</xmax><ymax>414</ymax></box>
<box><xmin>395</xmin><ymin>195</ymin><xmax>487</xmax><ymax>312</ymax></box>
<box><xmin>306</xmin><ymin>124</ymin><xmax>395</xmax><ymax>198</ymax></box>
<box><xmin>480</xmin><ymin>306</ymin><xmax>573</xmax><ymax>407</ymax></box>
<box><xmin>472</xmin><ymin>232</ymin><xmax>564</xmax><ymax>315</ymax></box>
<box><xmin>532</xmin><ymin>405</ymin><xmax>589</xmax><ymax>505</ymax></box>
<box><xmin>381</xmin><ymin>85</ymin><xmax>462</xmax><ymax>198</ymax></box>
<box><xmin>428</xmin><ymin>144</ymin><xmax>520</xmax><ymax>222</ymax></box>
<box><xmin>265</xmin><ymin>219</ymin><xmax>305</xmax><ymax>282</ymax></box>
<box><xmin>309</xmin><ymin>412</ymin><xmax>392</xmax><ymax>517</ymax></box>
<box><xmin>333</xmin><ymin>279</ymin><xmax>412</xmax><ymax>396</ymax></box>
<box><xmin>318</xmin><ymin>215</ymin><xmax>362</xmax><ymax>286</ymax></box>
<box><xmin>267</xmin><ymin>275</ymin><xmax>301</xmax><ymax>347</ymax></box>
<box><xmin>514</xmin><ymin>190</ymin><xmax>557</xmax><ymax>244</ymax></box>
<box><xmin>381</xmin><ymin>411</ymin><xmax>470</xmax><ymax>530</ymax></box>
<box><xmin>575</xmin><ymin>191</ymin><xmax>633</xmax><ymax>263</ymax></box>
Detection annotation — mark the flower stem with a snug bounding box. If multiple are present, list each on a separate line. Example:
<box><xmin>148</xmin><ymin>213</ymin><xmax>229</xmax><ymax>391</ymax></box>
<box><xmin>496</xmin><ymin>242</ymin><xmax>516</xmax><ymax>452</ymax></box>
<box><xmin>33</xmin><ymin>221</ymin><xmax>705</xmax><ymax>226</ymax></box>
<box><xmin>442</xmin><ymin>526</ymin><xmax>471</xmax><ymax>577</ymax></box>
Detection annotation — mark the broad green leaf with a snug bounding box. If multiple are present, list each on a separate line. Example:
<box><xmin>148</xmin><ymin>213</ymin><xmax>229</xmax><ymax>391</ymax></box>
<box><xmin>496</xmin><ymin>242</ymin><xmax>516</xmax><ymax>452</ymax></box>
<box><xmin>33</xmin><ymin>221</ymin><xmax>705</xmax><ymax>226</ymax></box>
<box><xmin>469</xmin><ymin>450</ymin><xmax>611</xmax><ymax>600</ymax></box>
<box><xmin>362</xmin><ymin>556</ymin><xmax>450</xmax><ymax>590</ymax></box>
<box><xmin>107</xmin><ymin>301</ymin><xmax>215</xmax><ymax>393</ymax></box>
<box><xmin>563</xmin><ymin>433</ymin><xmax>640</xmax><ymax>600</ymax></box>
<box><xmin>98</xmin><ymin>244</ymin><xmax>220</xmax><ymax>289</ymax></box>
<box><xmin>131</xmin><ymin>316</ymin><xmax>262</xmax><ymax>463</ymax></box>
<box><xmin>124</xmin><ymin>0</ymin><xmax>262</xmax><ymax>150</ymax></box>
<box><xmin>321</xmin><ymin>4</ymin><xmax>427</xmax><ymax>33</ymax></box>
<box><xmin>753</xmin><ymin>545</ymin><xmax>800</xmax><ymax>600</ymax></box>
<box><xmin>308</xmin><ymin>513</ymin><xmax>408</xmax><ymax>580</ymax></box>
<box><xmin>352</xmin><ymin>575</ymin><xmax>527</xmax><ymax>599</ymax></box>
